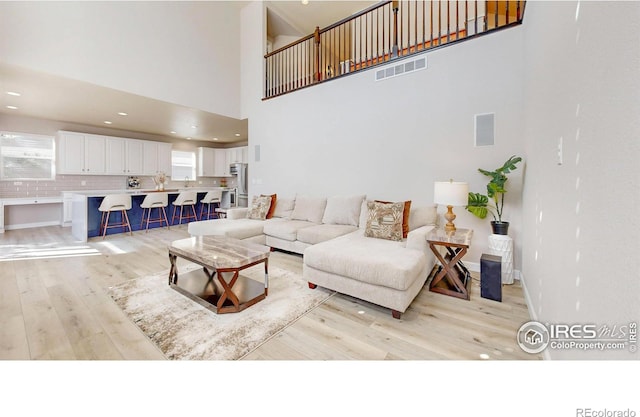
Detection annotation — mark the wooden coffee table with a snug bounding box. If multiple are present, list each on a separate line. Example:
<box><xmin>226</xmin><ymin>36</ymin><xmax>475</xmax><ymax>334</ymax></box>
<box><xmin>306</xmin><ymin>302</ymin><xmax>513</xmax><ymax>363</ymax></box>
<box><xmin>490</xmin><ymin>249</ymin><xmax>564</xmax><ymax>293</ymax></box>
<box><xmin>168</xmin><ymin>236</ymin><xmax>270</xmax><ymax>314</ymax></box>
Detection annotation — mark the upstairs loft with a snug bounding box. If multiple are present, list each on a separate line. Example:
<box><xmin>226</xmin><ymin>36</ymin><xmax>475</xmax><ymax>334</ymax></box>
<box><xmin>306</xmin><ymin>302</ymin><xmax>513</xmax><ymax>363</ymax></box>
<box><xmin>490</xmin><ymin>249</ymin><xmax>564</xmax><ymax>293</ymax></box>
<box><xmin>264</xmin><ymin>0</ymin><xmax>526</xmax><ymax>99</ymax></box>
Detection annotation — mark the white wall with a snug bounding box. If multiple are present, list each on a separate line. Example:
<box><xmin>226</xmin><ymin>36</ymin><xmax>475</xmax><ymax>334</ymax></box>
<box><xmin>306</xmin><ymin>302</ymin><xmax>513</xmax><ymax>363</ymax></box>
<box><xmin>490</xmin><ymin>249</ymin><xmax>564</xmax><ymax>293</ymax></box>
<box><xmin>244</xmin><ymin>10</ymin><xmax>526</xmax><ymax>267</ymax></box>
<box><xmin>521</xmin><ymin>1</ymin><xmax>640</xmax><ymax>359</ymax></box>
<box><xmin>0</xmin><ymin>1</ymin><xmax>242</xmax><ymax>119</ymax></box>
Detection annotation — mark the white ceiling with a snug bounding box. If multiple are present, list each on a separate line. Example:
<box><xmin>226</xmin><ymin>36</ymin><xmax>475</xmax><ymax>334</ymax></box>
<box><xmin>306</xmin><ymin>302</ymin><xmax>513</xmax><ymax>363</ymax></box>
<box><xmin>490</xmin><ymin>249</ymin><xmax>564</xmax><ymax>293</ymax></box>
<box><xmin>0</xmin><ymin>1</ymin><xmax>377</xmax><ymax>145</ymax></box>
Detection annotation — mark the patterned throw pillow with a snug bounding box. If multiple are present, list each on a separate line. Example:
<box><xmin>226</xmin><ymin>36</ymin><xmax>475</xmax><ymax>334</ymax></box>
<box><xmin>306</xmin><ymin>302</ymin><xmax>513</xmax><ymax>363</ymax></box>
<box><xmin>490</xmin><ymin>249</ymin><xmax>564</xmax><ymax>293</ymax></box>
<box><xmin>375</xmin><ymin>199</ymin><xmax>411</xmax><ymax>238</ymax></box>
<box><xmin>364</xmin><ymin>201</ymin><xmax>404</xmax><ymax>241</ymax></box>
<box><xmin>246</xmin><ymin>195</ymin><xmax>273</xmax><ymax>220</ymax></box>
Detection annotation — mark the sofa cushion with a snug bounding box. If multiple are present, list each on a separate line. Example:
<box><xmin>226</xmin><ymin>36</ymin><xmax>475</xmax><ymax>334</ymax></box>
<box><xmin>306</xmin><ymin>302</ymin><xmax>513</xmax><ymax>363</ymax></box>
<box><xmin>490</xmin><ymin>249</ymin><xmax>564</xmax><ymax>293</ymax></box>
<box><xmin>290</xmin><ymin>196</ymin><xmax>327</xmax><ymax>223</ymax></box>
<box><xmin>188</xmin><ymin>218</ymin><xmax>267</xmax><ymax>240</ymax></box>
<box><xmin>321</xmin><ymin>194</ymin><xmax>366</xmax><ymax>226</ymax></box>
<box><xmin>364</xmin><ymin>201</ymin><xmax>404</xmax><ymax>241</ymax></box>
<box><xmin>297</xmin><ymin>224</ymin><xmax>358</xmax><ymax>245</ymax></box>
<box><xmin>263</xmin><ymin>219</ymin><xmax>317</xmax><ymax>241</ymax></box>
<box><xmin>261</xmin><ymin>194</ymin><xmax>277</xmax><ymax>219</ymax></box>
<box><xmin>246</xmin><ymin>195</ymin><xmax>272</xmax><ymax>220</ymax></box>
<box><xmin>409</xmin><ymin>204</ymin><xmax>438</xmax><ymax>231</ymax></box>
<box><xmin>304</xmin><ymin>230</ymin><xmax>427</xmax><ymax>291</ymax></box>
<box><xmin>272</xmin><ymin>197</ymin><xmax>295</xmax><ymax>219</ymax></box>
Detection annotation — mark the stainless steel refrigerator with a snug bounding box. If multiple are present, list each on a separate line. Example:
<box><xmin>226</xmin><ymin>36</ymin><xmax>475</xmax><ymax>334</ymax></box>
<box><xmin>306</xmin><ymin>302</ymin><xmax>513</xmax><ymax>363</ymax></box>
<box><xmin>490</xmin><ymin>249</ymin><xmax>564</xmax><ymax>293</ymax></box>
<box><xmin>230</xmin><ymin>163</ymin><xmax>248</xmax><ymax>207</ymax></box>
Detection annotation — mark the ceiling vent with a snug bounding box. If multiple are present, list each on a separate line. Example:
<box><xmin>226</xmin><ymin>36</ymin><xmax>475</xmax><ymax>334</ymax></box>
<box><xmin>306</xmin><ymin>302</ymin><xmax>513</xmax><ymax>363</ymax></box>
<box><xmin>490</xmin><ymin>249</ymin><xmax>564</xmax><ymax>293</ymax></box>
<box><xmin>375</xmin><ymin>56</ymin><xmax>427</xmax><ymax>82</ymax></box>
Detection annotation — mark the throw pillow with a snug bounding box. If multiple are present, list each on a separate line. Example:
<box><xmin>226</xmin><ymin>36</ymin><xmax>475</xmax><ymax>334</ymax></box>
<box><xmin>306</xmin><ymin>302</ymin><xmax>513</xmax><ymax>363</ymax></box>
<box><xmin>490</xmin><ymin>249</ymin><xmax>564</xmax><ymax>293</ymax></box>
<box><xmin>246</xmin><ymin>195</ymin><xmax>273</xmax><ymax>220</ymax></box>
<box><xmin>261</xmin><ymin>194</ymin><xmax>277</xmax><ymax>219</ymax></box>
<box><xmin>321</xmin><ymin>195</ymin><xmax>366</xmax><ymax>226</ymax></box>
<box><xmin>375</xmin><ymin>200</ymin><xmax>411</xmax><ymax>238</ymax></box>
<box><xmin>290</xmin><ymin>196</ymin><xmax>327</xmax><ymax>224</ymax></box>
<box><xmin>364</xmin><ymin>201</ymin><xmax>404</xmax><ymax>241</ymax></box>
<box><xmin>272</xmin><ymin>197</ymin><xmax>295</xmax><ymax>218</ymax></box>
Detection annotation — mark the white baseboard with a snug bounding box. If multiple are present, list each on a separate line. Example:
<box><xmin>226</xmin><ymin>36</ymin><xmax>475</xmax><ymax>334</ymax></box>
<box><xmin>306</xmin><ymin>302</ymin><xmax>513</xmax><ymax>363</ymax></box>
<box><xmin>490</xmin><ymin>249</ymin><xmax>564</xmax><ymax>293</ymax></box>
<box><xmin>5</xmin><ymin>220</ymin><xmax>61</xmax><ymax>231</ymax></box>
<box><xmin>464</xmin><ymin>261</ymin><xmax>522</xmax><ymax>281</ymax></box>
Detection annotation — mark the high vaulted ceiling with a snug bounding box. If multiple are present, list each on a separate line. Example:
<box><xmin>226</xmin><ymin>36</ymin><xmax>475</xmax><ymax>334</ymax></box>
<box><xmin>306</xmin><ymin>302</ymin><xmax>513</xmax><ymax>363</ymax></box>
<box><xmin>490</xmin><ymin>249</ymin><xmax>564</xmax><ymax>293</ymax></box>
<box><xmin>0</xmin><ymin>1</ymin><xmax>377</xmax><ymax>144</ymax></box>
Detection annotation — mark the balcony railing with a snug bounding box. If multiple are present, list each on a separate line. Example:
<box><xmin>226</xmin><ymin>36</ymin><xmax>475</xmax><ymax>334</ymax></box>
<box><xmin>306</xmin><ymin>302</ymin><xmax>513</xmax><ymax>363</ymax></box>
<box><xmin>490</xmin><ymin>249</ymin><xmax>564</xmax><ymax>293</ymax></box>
<box><xmin>264</xmin><ymin>1</ymin><xmax>526</xmax><ymax>99</ymax></box>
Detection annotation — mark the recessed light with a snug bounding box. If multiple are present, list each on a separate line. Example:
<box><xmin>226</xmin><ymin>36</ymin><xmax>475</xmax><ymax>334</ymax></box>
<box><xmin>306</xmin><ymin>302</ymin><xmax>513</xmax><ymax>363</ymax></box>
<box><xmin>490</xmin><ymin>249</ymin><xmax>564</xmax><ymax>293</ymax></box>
<box><xmin>6</xmin><ymin>91</ymin><xmax>21</xmax><ymax>97</ymax></box>
<box><xmin>104</xmin><ymin>121</ymin><xmax>113</xmax><ymax>124</ymax></box>
<box><xmin>117</xmin><ymin>112</ymin><xmax>128</xmax><ymax>116</ymax></box>
<box><xmin>191</xmin><ymin>125</ymin><xmax>197</xmax><ymax>129</ymax></box>
<box><xmin>212</xmin><ymin>138</ymin><xmax>219</xmax><ymax>141</ymax></box>
<box><xmin>170</xmin><ymin>131</ymin><xmax>177</xmax><ymax>134</ymax></box>
<box><xmin>6</xmin><ymin>105</ymin><xmax>18</xmax><ymax>110</ymax></box>
<box><xmin>235</xmin><ymin>133</ymin><xmax>241</xmax><ymax>137</ymax></box>
<box><xmin>186</xmin><ymin>137</ymin><xmax>192</xmax><ymax>140</ymax></box>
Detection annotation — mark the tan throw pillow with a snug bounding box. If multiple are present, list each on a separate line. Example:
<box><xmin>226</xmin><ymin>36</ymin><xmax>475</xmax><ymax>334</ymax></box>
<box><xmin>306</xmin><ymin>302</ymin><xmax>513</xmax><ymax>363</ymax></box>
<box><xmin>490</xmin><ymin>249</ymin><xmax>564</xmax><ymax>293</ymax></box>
<box><xmin>261</xmin><ymin>194</ymin><xmax>277</xmax><ymax>219</ymax></box>
<box><xmin>364</xmin><ymin>201</ymin><xmax>404</xmax><ymax>241</ymax></box>
<box><xmin>375</xmin><ymin>200</ymin><xmax>411</xmax><ymax>238</ymax></box>
<box><xmin>246</xmin><ymin>195</ymin><xmax>272</xmax><ymax>220</ymax></box>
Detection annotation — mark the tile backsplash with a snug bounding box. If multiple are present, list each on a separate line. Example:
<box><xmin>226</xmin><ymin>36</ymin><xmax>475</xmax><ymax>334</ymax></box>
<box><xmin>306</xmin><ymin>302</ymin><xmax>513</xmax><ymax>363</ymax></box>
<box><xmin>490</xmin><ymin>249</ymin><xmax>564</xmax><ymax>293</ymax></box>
<box><xmin>0</xmin><ymin>175</ymin><xmax>237</xmax><ymax>199</ymax></box>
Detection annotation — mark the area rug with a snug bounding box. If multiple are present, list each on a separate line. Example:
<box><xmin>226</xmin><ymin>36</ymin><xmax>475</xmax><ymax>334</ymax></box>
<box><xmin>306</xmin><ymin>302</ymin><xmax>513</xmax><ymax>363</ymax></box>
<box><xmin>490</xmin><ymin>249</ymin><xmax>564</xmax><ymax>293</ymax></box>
<box><xmin>107</xmin><ymin>264</ymin><xmax>334</xmax><ymax>360</ymax></box>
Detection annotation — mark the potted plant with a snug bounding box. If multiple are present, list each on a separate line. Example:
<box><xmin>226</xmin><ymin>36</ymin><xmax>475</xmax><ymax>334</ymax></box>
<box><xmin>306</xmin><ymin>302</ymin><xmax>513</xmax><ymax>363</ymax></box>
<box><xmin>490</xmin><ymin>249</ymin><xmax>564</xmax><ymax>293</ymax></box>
<box><xmin>466</xmin><ymin>155</ymin><xmax>522</xmax><ymax>235</ymax></box>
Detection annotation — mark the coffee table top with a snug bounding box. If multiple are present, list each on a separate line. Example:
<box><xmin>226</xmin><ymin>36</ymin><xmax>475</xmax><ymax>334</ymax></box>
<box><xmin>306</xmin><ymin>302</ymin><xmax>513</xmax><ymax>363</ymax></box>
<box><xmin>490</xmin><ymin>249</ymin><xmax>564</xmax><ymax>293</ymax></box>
<box><xmin>169</xmin><ymin>236</ymin><xmax>270</xmax><ymax>269</ymax></box>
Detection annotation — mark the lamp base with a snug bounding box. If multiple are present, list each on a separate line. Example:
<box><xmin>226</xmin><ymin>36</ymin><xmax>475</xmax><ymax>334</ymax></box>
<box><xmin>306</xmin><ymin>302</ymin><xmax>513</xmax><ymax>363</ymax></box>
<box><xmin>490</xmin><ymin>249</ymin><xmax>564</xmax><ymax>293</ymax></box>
<box><xmin>444</xmin><ymin>205</ymin><xmax>457</xmax><ymax>233</ymax></box>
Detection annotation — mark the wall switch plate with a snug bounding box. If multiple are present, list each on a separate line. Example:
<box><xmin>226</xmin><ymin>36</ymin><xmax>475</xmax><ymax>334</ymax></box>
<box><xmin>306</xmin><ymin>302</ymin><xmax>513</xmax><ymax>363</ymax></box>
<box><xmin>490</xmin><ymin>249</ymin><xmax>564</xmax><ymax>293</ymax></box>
<box><xmin>81</xmin><ymin>180</ymin><xmax>86</xmax><ymax>186</ymax></box>
<box><xmin>13</xmin><ymin>181</ymin><xmax>22</xmax><ymax>186</ymax></box>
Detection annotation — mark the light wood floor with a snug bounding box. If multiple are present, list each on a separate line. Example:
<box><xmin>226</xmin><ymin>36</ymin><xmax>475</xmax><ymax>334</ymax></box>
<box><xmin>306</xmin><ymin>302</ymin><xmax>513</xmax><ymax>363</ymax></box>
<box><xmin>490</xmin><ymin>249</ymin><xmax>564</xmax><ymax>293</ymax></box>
<box><xmin>0</xmin><ymin>225</ymin><xmax>541</xmax><ymax>360</ymax></box>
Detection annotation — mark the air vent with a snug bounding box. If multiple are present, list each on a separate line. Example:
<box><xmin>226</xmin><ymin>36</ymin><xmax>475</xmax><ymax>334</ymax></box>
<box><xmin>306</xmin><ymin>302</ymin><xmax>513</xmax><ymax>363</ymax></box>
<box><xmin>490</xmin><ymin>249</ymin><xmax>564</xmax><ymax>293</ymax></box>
<box><xmin>375</xmin><ymin>56</ymin><xmax>427</xmax><ymax>82</ymax></box>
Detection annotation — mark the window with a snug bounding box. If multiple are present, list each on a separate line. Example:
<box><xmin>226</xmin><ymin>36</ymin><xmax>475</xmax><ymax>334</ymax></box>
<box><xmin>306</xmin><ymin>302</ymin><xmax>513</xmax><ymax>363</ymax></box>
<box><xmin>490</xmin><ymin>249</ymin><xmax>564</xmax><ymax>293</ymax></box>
<box><xmin>171</xmin><ymin>150</ymin><xmax>196</xmax><ymax>181</ymax></box>
<box><xmin>0</xmin><ymin>131</ymin><xmax>55</xmax><ymax>180</ymax></box>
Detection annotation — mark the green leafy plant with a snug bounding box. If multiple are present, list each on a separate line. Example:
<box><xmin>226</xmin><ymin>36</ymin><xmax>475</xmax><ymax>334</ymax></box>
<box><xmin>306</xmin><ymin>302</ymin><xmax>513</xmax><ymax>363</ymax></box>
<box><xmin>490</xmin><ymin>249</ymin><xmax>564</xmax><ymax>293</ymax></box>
<box><xmin>466</xmin><ymin>155</ymin><xmax>522</xmax><ymax>223</ymax></box>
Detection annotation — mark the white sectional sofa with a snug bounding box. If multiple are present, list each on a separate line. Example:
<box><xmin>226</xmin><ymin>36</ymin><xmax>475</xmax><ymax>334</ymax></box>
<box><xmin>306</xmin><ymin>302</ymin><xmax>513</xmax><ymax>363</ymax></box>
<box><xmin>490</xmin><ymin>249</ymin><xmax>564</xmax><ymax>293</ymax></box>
<box><xmin>187</xmin><ymin>194</ymin><xmax>438</xmax><ymax>319</ymax></box>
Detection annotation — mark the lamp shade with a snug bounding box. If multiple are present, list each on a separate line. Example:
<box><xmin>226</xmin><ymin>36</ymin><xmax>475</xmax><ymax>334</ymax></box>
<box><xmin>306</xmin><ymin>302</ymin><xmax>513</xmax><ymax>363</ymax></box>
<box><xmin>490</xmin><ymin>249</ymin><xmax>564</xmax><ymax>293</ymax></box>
<box><xmin>434</xmin><ymin>181</ymin><xmax>469</xmax><ymax>206</ymax></box>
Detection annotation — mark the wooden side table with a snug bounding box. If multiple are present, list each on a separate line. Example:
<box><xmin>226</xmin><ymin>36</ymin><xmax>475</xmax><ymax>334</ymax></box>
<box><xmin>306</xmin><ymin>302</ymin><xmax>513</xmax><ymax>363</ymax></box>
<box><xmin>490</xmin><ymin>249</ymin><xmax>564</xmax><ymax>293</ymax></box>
<box><xmin>426</xmin><ymin>228</ymin><xmax>473</xmax><ymax>300</ymax></box>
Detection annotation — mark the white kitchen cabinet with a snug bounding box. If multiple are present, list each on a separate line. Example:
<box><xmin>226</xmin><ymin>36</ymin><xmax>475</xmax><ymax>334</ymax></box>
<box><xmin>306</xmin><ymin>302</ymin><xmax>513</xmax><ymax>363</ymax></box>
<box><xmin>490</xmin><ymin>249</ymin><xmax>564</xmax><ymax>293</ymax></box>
<box><xmin>126</xmin><ymin>139</ymin><xmax>144</xmax><ymax>175</ymax></box>
<box><xmin>214</xmin><ymin>148</ymin><xmax>229</xmax><ymax>177</ymax></box>
<box><xmin>157</xmin><ymin>142</ymin><xmax>172</xmax><ymax>174</ymax></box>
<box><xmin>56</xmin><ymin>131</ymin><xmax>106</xmax><ymax>175</ymax></box>
<box><xmin>227</xmin><ymin>146</ymin><xmax>248</xmax><ymax>164</ymax></box>
<box><xmin>106</xmin><ymin>137</ymin><xmax>143</xmax><ymax>175</ymax></box>
<box><xmin>143</xmin><ymin>141</ymin><xmax>171</xmax><ymax>175</ymax></box>
<box><xmin>197</xmin><ymin>147</ymin><xmax>216</xmax><ymax>177</ymax></box>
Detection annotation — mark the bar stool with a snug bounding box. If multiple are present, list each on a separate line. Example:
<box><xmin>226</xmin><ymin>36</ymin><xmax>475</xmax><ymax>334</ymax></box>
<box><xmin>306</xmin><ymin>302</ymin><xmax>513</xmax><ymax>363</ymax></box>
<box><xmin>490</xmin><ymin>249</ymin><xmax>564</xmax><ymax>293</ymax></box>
<box><xmin>98</xmin><ymin>194</ymin><xmax>132</xmax><ymax>239</ymax></box>
<box><xmin>171</xmin><ymin>190</ymin><xmax>198</xmax><ymax>225</ymax></box>
<box><xmin>199</xmin><ymin>190</ymin><xmax>222</xmax><ymax>220</ymax></box>
<box><xmin>140</xmin><ymin>192</ymin><xmax>170</xmax><ymax>232</ymax></box>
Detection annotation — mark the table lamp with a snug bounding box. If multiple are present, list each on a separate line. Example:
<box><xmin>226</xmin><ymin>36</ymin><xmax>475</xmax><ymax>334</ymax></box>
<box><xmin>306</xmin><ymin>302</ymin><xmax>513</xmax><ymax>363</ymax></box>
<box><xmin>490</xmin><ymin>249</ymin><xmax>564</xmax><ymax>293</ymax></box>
<box><xmin>434</xmin><ymin>180</ymin><xmax>468</xmax><ymax>233</ymax></box>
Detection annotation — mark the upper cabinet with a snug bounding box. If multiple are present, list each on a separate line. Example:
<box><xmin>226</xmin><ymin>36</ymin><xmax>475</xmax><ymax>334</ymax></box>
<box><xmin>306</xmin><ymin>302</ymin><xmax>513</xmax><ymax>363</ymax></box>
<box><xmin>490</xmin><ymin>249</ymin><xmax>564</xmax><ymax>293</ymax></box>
<box><xmin>106</xmin><ymin>137</ymin><xmax>143</xmax><ymax>175</ymax></box>
<box><xmin>198</xmin><ymin>146</ymin><xmax>248</xmax><ymax>177</ymax></box>
<box><xmin>57</xmin><ymin>131</ymin><xmax>106</xmax><ymax>175</ymax></box>
<box><xmin>197</xmin><ymin>147</ymin><xmax>216</xmax><ymax>177</ymax></box>
<box><xmin>142</xmin><ymin>140</ymin><xmax>172</xmax><ymax>176</ymax></box>
<box><xmin>57</xmin><ymin>131</ymin><xmax>172</xmax><ymax>177</ymax></box>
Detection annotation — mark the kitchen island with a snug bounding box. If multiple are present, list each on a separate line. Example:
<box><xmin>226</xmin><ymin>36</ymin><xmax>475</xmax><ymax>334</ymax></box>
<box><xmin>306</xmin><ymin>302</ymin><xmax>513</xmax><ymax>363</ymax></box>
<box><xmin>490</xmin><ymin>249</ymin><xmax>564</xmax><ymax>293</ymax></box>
<box><xmin>69</xmin><ymin>187</ymin><xmax>237</xmax><ymax>242</ymax></box>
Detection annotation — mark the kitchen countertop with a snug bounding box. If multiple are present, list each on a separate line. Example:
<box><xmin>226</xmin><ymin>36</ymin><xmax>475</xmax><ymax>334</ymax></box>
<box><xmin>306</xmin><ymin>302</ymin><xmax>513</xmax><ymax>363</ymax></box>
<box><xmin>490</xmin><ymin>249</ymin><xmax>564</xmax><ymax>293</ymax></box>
<box><xmin>65</xmin><ymin>187</ymin><xmax>236</xmax><ymax>198</ymax></box>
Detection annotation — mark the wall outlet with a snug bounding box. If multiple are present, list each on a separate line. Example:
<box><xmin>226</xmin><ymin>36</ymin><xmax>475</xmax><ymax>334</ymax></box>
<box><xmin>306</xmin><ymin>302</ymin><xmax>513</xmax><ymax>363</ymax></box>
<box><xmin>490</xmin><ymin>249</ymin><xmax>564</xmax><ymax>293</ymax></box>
<box><xmin>198</xmin><ymin>181</ymin><xmax>202</xmax><ymax>184</ymax></box>
<box><xmin>13</xmin><ymin>181</ymin><xmax>22</xmax><ymax>186</ymax></box>
<box><xmin>81</xmin><ymin>180</ymin><xmax>87</xmax><ymax>186</ymax></box>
